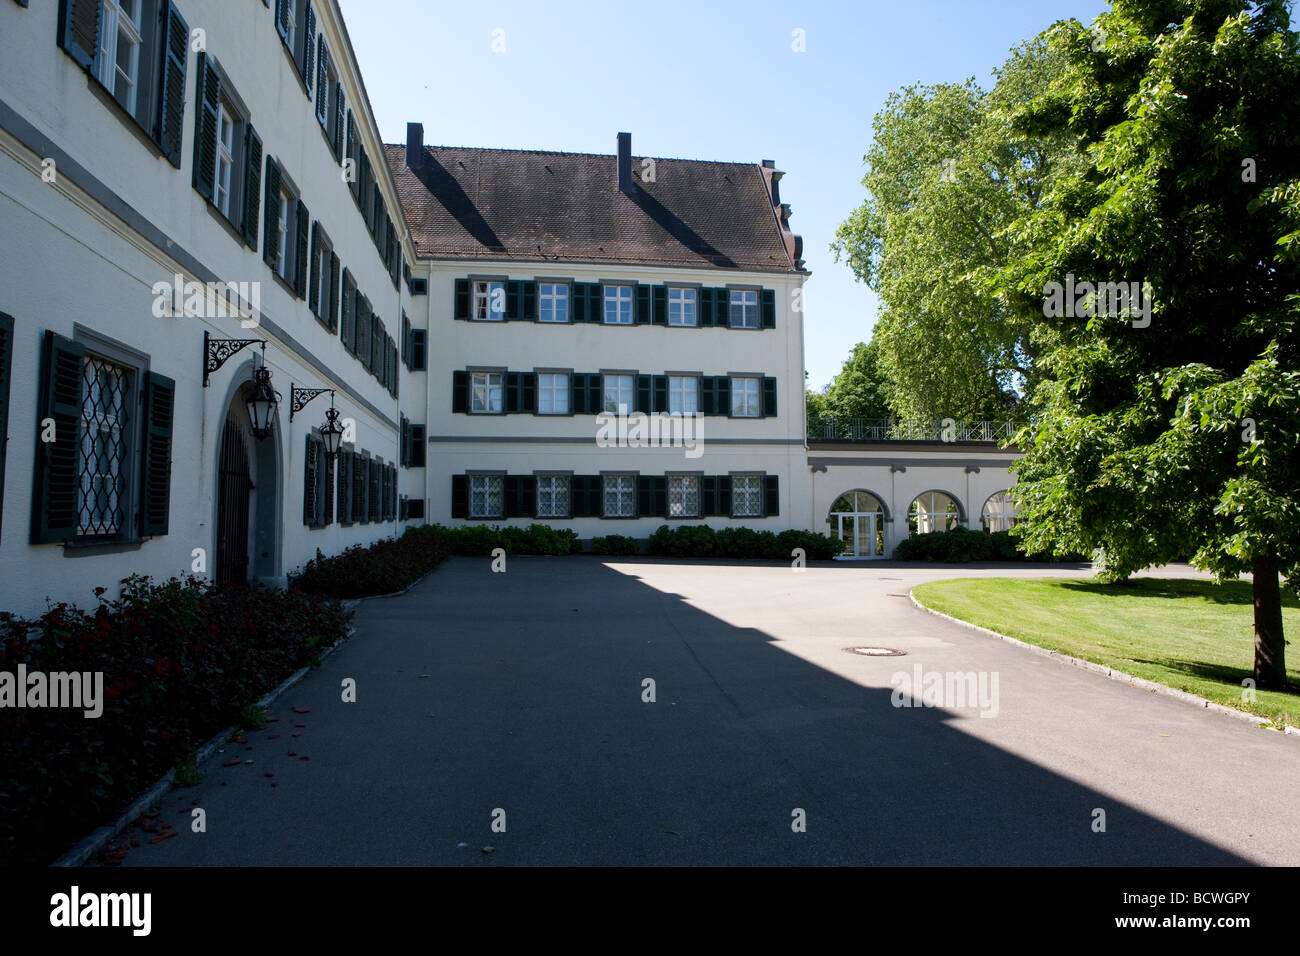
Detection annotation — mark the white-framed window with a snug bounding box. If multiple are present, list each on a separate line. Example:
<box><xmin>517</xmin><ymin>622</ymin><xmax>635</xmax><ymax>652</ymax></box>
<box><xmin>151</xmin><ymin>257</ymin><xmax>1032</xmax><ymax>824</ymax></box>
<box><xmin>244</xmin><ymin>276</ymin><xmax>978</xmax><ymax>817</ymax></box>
<box><xmin>730</xmin><ymin>376</ymin><xmax>761</xmax><ymax>417</ymax></box>
<box><xmin>603</xmin><ymin>285</ymin><xmax>633</xmax><ymax>324</ymax></box>
<box><xmin>214</xmin><ymin>104</ymin><xmax>236</xmax><ymax>218</ymax></box>
<box><xmin>539</xmin><ymin>283</ymin><xmax>569</xmax><ymax>323</ymax></box>
<box><xmin>603</xmin><ymin>473</ymin><xmax>635</xmax><ymax>518</ymax></box>
<box><xmin>730</xmin><ymin>289</ymin><xmax>759</xmax><ymax>329</ymax></box>
<box><xmin>282</xmin><ymin>0</ymin><xmax>298</xmax><ymax>52</ymax></box>
<box><xmin>668</xmin><ymin>287</ymin><xmax>697</xmax><ymax>327</ymax></box>
<box><xmin>909</xmin><ymin>491</ymin><xmax>961</xmax><ymax>535</ymax></box>
<box><xmin>277</xmin><ymin>187</ymin><xmax>293</xmax><ymax>282</ymax></box>
<box><xmin>667</xmin><ymin>474</ymin><xmax>700</xmax><ymax>518</ymax></box>
<box><xmin>98</xmin><ymin>0</ymin><xmax>143</xmax><ymax>116</ymax></box>
<box><xmin>470</xmin><ymin>371</ymin><xmax>504</xmax><ymax>414</ymax></box>
<box><xmin>469</xmin><ymin>474</ymin><xmax>504</xmax><ymax>519</ymax></box>
<box><xmin>538</xmin><ymin>372</ymin><xmax>569</xmax><ymax>414</ymax></box>
<box><xmin>669</xmin><ymin>376</ymin><xmax>698</xmax><ymax>414</ymax></box>
<box><xmin>536</xmin><ymin>474</ymin><xmax>570</xmax><ymax>519</ymax></box>
<box><xmin>603</xmin><ymin>374</ymin><xmax>634</xmax><ymax>414</ymax></box>
<box><xmin>473</xmin><ymin>280</ymin><xmax>505</xmax><ymax>321</ymax></box>
<box><xmin>731</xmin><ymin>474</ymin><xmax>763</xmax><ymax>517</ymax></box>
<box><xmin>981</xmin><ymin>490</ymin><xmax>1018</xmax><ymax>532</ymax></box>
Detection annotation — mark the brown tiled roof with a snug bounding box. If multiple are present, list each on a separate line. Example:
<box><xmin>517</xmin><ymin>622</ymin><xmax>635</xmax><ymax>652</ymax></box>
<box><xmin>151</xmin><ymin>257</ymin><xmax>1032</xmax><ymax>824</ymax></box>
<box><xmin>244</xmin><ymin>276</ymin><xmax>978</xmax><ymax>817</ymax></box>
<box><xmin>383</xmin><ymin>144</ymin><xmax>803</xmax><ymax>273</ymax></box>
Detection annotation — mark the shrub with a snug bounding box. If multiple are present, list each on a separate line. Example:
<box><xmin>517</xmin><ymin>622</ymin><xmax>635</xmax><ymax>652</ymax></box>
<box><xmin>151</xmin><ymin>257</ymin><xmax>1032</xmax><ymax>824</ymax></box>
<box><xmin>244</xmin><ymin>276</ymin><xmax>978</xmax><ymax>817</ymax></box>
<box><xmin>0</xmin><ymin>576</ymin><xmax>350</xmax><ymax>865</ymax></box>
<box><xmin>292</xmin><ymin>532</ymin><xmax>452</xmax><ymax>598</ymax></box>
<box><xmin>646</xmin><ymin>525</ymin><xmax>840</xmax><ymax>561</ymax></box>
<box><xmin>892</xmin><ymin>526</ymin><xmax>1072</xmax><ymax>562</ymax></box>
<box><xmin>590</xmin><ymin>535</ymin><xmax>639</xmax><ymax>555</ymax></box>
<box><xmin>404</xmin><ymin>523</ymin><xmax>580</xmax><ymax>557</ymax></box>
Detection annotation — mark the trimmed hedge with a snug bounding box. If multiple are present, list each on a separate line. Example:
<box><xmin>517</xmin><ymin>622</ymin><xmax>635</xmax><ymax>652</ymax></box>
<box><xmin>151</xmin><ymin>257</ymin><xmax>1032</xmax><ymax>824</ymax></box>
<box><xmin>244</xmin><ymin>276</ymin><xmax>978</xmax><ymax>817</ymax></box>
<box><xmin>647</xmin><ymin>525</ymin><xmax>840</xmax><ymax>561</ymax></box>
<box><xmin>893</xmin><ymin>526</ymin><xmax>1079</xmax><ymax>562</ymax></box>
<box><xmin>590</xmin><ymin>534</ymin><xmax>640</xmax><ymax>555</ymax></box>
<box><xmin>405</xmin><ymin>523</ymin><xmax>581</xmax><ymax>557</ymax></box>
<box><xmin>292</xmin><ymin>533</ymin><xmax>453</xmax><ymax>599</ymax></box>
<box><xmin>0</xmin><ymin>576</ymin><xmax>350</xmax><ymax>865</ymax></box>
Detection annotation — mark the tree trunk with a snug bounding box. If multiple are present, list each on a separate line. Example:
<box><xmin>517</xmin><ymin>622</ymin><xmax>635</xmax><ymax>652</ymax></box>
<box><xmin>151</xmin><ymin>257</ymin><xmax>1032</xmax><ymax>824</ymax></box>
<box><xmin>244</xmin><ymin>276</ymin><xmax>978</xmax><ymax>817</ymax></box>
<box><xmin>1253</xmin><ymin>551</ymin><xmax>1287</xmax><ymax>690</ymax></box>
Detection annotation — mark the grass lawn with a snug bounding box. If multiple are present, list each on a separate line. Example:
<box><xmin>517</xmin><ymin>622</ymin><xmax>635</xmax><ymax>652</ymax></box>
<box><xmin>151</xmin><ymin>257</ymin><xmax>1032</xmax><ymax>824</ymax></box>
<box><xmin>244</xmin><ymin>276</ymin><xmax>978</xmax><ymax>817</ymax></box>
<box><xmin>911</xmin><ymin>577</ymin><xmax>1300</xmax><ymax>728</ymax></box>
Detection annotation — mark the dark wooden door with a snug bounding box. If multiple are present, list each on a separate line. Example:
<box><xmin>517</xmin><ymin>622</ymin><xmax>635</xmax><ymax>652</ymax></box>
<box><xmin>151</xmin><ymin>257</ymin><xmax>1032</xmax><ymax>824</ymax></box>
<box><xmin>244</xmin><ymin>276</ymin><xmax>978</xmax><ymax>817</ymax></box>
<box><xmin>216</xmin><ymin>416</ymin><xmax>252</xmax><ymax>586</ymax></box>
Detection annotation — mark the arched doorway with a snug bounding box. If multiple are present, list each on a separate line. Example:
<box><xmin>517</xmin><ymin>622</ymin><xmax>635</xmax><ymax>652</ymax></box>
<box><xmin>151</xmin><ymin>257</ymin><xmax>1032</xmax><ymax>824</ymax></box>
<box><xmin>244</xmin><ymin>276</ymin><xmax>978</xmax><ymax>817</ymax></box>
<box><xmin>214</xmin><ymin>379</ymin><xmax>282</xmax><ymax>586</ymax></box>
<box><xmin>908</xmin><ymin>490</ymin><xmax>963</xmax><ymax>535</ymax></box>
<box><xmin>829</xmin><ymin>490</ymin><xmax>887</xmax><ymax>559</ymax></box>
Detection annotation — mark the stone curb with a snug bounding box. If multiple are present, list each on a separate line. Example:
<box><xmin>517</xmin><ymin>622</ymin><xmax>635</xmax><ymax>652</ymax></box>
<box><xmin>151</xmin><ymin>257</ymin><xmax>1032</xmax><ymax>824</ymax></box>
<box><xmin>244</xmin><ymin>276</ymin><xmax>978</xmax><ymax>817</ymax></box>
<box><xmin>908</xmin><ymin>591</ymin><xmax>1298</xmax><ymax>738</ymax></box>
<box><xmin>51</xmin><ymin>625</ymin><xmax>355</xmax><ymax>867</ymax></box>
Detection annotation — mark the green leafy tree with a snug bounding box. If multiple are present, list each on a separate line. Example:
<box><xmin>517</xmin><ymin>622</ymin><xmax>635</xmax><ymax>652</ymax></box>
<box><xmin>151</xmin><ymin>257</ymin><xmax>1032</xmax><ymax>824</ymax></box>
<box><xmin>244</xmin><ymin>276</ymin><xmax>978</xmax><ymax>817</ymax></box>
<box><xmin>832</xmin><ymin>38</ymin><xmax>1076</xmax><ymax>419</ymax></box>
<box><xmin>807</xmin><ymin>340</ymin><xmax>897</xmax><ymax>437</ymax></box>
<box><xmin>1005</xmin><ymin>0</ymin><xmax>1300</xmax><ymax>689</ymax></box>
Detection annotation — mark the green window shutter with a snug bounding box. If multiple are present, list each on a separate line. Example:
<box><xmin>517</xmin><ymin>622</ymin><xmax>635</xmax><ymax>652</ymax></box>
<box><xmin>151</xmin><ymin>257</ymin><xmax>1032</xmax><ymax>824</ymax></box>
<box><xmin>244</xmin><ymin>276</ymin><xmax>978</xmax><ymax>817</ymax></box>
<box><xmin>716</xmin><ymin>376</ymin><xmax>730</xmax><ymax>417</ymax></box>
<box><xmin>764</xmin><ymin>475</ymin><xmax>779</xmax><ymax>517</ymax></box>
<box><xmin>402</xmin><ymin>315</ymin><xmax>411</xmax><ymax>367</ymax></box>
<box><xmin>340</xmin><ymin>269</ymin><xmax>355</xmax><ymax>352</ymax></box>
<box><xmin>635</xmin><ymin>285</ymin><xmax>650</xmax><ymax>324</ymax></box>
<box><xmin>303</xmin><ymin>434</ymin><xmax>317</xmax><ymax>526</ymax></box>
<box><xmin>761</xmin><ymin>289</ymin><xmax>776</xmax><ymax>329</ymax></box>
<box><xmin>762</xmin><ymin>377</ymin><xmax>778</xmax><ymax>417</ymax></box>
<box><xmin>0</xmin><ymin>313</ymin><xmax>14</xmax><ymax>539</ymax></box>
<box><xmin>700</xmin><ymin>376</ymin><xmax>716</xmax><ymax>416</ymax></box>
<box><xmin>454</xmin><ymin>278</ymin><xmax>469</xmax><ymax>319</ymax></box>
<box><xmin>452</xmin><ymin>370</ymin><xmax>468</xmax><ymax>413</ymax></box>
<box><xmin>718</xmin><ymin>476</ymin><xmax>732</xmax><ymax>517</ymax></box>
<box><xmin>370</xmin><ymin>460</ymin><xmax>380</xmax><ymax>523</ymax></box>
<box><xmin>451</xmin><ymin>474</ymin><xmax>468</xmax><ymax>518</ymax></box>
<box><xmin>715</xmin><ymin>288</ymin><xmax>730</xmax><ymax>326</ymax></box>
<box><xmin>333</xmin><ymin>86</ymin><xmax>346</xmax><ymax>161</ymax></box>
<box><xmin>372</xmin><ymin>317</ymin><xmax>384</xmax><ymax>377</ymax></box>
<box><xmin>569</xmin><ymin>373</ymin><xmax>585</xmax><ymax>415</ymax></box>
<box><xmin>590</xmin><ymin>284</ymin><xmax>603</xmax><ymax>322</ymax></box>
<box><xmin>308</xmin><ymin>221</ymin><xmax>321</xmax><ymax>314</ymax></box>
<box><xmin>506</xmin><ymin>280</ymin><xmax>521</xmax><ymax>320</ymax></box>
<box><xmin>352</xmin><ymin>454</ymin><xmax>364</xmax><ymax>522</ymax></box>
<box><xmin>276</xmin><ymin>0</ymin><xmax>290</xmax><ymax>43</ymax></box>
<box><xmin>262</xmin><ymin>157</ymin><xmax>281</xmax><ymax>269</ymax></box>
<box><xmin>192</xmin><ymin>53</ymin><xmax>220</xmax><ymax>201</ymax></box>
<box><xmin>411</xmin><ymin>427</ymin><xmax>425</xmax><ymax>467</ymax></box>
<box><xmin>323</xmin><ymin>453</ymin><xmax>335</xmax><ymax>526</ymax></box>
<box><xmin>522</xmin><ymin>281</ymin><xmax>537</xmax><ymax>320</ymax></box>
<box><xmin>242</xmin><ymin>125</ymin><xmax>263</xmax><ymax>249</ymax></box>
<box><xmin>587</xmin><ymin>375</ymin><xmax>602</xmax><ymax>414</ymax></box>
<box><xmin>521</xmin><ymin>372</ymin><xmax>537</xmax><ymax>413</ymax></box>
<box><xmin>139</xmin><ymin>372</ymin><xmax>175</xmax><ymax>537</ymax></box>
<box><xmin>337</xmin><ymin>451</ymin><xmax>349</xmax><ymax>523</ymax></box>
<box><xmin>31</xmin><ymin>330</ymin><xmax>84</xmax><ymax>544</ymax></box>
<box><xmin>652</xmin><ymin>476</ymin><xmax>667</xmax><ymax>518</ymax></box>
<box><xmin>328</xmin><ymin>252</ymin><xmax>340</xmax><ymax>332</ymax></box>
<box><xmin>399</xmin><ymin>416</ymin><xmax>409</xmax><ymax>467</ymax></box>
<box><xmin>346</xmin><ymin>112</ymin><xmax>358</xmax><ymax>197</ymax></box>
<box><xmin>294</xmin><ymin>200</ymin><xmax>310</xmax><ymax>297</ymax></box>
<box><xmin>355</xmin><ymin>295</ymin><xmax>371</xmax><ymax>366</ymax></box>
<box><xmin>58</xmin><ymin>0</ymin><xmax>101</xmax><ymax>70</ymax></box>
<box><xmin>637</xmin><ymin>476</ymin><xmax>651</xmax><ymax>517</ymax></box>
<box><xmin>302</xmin><ymin>2</ymin><xmax>316</xmax><ymax>91</ymax></box>
<box><xmin>316</xmin><ymin>40</ymin><xmax>329</xmax><ymax>125</ymax></box>
<box><xmin>635</xmin><ymin>374</ymin><xmax>651</xmax><ymax>414</ymax></box>
<box><xmin>572</xmin><ymin>283</ymin><xmax>587</xmax><ymax>323</ymax></box>
<box><xmin>652</xmin><ymin>375</ymin><xmax>668</xmax><ymax>413</ymax></box>
<box><xmin>700</xmin><ymin>287</ymin><xmax>715</xmax><ymax>327</ymax></box>
<box><xmin>701</xmin><ymin>476</ymin><xmax>717</xmax><ymax>517</ymax></box>
<box><xmin>153</xmin><ymin>2</ymin><xmax>189</xmax><ymax>168</ymax></box>
<box><xmin>652</xmin><ymin>286</ymin><xmax>667</xmax><ymax>325</ymax></box>
<box><xmin>505</xmin><ymin>371</ymin><xmax>522</xmax><ymax>413</ymax></box>
<box><xmin>504</xmin><ymin>475</ymin><xmax>521</xmax><ymax>517</ymax></box>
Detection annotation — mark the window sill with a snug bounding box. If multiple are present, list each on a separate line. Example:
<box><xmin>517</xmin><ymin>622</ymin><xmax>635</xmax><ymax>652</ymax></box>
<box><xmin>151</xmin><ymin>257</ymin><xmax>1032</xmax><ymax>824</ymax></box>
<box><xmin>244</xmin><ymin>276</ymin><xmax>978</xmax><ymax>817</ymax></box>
<box><xmin>64</xmin><ymin>536</ymin><xmax>145</xmax><ymax>556</ymax></box>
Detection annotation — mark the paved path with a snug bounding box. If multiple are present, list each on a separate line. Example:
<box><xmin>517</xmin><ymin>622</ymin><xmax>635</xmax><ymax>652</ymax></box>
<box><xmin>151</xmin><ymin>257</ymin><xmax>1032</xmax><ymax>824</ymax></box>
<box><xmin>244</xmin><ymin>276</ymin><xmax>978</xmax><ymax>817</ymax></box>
<box><xmin>119</xmin><ymin>558</ymin><xmax>1299</xmax><ymax>865</ymax></box>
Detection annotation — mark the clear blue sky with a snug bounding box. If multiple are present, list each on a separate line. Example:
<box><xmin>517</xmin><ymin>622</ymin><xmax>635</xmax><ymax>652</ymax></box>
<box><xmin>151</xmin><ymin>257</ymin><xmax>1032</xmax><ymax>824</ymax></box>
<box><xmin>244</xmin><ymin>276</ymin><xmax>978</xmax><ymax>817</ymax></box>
<box><xmin>338</xmin><ymin>0</ymin><xmax>1110</xmax><ymax>389</ymax></box>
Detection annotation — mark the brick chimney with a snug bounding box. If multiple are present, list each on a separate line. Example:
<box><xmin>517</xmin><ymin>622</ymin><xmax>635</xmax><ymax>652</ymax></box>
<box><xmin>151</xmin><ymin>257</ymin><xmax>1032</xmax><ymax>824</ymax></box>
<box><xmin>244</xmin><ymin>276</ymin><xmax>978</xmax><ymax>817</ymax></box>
<box><xmin>406</xmin><ymin>122</ymin><xmax>424</xmax><ymax>171</ymax></box>
<box><xmin>617</xmin><ymin>132</ymin><xmax>633</xmax><ymax>195</ymax></box>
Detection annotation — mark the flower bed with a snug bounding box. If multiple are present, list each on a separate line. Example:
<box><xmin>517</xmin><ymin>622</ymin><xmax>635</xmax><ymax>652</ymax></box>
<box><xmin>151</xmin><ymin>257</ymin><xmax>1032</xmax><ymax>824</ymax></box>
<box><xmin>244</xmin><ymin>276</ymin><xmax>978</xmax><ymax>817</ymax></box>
<box><xmin>0</xmin><ymin>576</ymin><xmax>350</xmax><ymax>865</ymax></box>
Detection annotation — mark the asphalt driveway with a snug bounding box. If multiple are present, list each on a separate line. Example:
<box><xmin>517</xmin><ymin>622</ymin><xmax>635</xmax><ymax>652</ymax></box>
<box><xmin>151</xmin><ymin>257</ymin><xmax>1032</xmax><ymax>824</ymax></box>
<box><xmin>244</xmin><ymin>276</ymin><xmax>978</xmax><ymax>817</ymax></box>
<box><xmin>117</xmin><ymin>557</ymin><xmax>1300</xmax><ymax>865</ymax></box>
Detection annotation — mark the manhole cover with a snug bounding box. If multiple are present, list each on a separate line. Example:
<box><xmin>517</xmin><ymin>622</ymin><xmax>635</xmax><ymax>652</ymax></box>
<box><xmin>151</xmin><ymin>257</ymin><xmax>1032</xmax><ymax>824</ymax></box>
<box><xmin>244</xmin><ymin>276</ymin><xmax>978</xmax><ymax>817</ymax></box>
<box><xmin>844</xmin><ymin>646</ymin><xmax>906</xmax><ymax>657</ymax></box>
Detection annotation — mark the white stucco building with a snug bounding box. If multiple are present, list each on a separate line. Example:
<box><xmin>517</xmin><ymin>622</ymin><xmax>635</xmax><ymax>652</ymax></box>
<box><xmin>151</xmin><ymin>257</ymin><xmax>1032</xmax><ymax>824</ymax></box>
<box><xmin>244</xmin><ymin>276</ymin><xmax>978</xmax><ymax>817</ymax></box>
<box><xmin>0</xmin><ymin>0</ymin><xmax>1022</xmax><ymax>619</ymax></box>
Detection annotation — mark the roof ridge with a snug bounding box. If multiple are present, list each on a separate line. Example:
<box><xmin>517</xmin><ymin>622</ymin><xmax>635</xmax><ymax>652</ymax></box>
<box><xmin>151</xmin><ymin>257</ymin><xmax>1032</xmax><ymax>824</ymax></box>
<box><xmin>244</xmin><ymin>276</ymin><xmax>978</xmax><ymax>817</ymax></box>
<box><xmin>382</xmin><ymin>142</ymin><xmax>764</xmax><ymax>168</ymax></box>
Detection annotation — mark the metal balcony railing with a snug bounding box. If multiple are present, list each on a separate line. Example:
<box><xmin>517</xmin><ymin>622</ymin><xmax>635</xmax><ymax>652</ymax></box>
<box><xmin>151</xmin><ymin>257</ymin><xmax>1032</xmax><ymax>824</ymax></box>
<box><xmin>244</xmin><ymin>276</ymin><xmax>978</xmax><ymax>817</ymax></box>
<box><xmin>808</xmin><ymin>418</ymin><xmax>1026</xmax><ymax>443</ymax></box>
